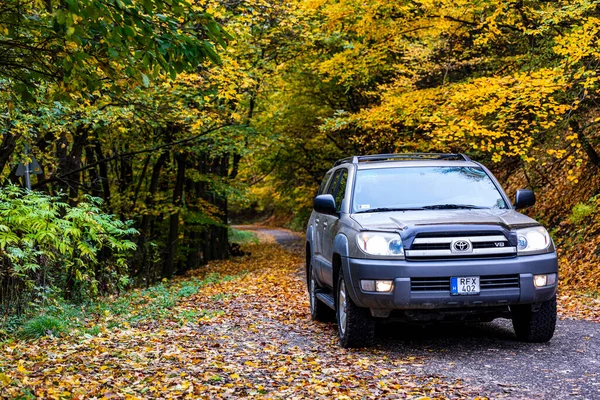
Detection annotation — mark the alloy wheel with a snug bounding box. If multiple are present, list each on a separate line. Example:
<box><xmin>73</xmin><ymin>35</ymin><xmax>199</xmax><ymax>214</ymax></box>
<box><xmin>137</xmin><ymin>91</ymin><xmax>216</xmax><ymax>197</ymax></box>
<box><xmin>338</xmin><ymin>278</ymin><xmax>347</xmax><ymax>335</ymax></box>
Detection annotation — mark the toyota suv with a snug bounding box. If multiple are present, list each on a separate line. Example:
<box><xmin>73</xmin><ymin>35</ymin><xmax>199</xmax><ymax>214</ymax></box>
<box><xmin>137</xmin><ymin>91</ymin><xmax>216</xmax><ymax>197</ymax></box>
<box><xmin>306</xmin><ymin>153</ymin><xmax>558</xmax><ymax>348</ymax></box>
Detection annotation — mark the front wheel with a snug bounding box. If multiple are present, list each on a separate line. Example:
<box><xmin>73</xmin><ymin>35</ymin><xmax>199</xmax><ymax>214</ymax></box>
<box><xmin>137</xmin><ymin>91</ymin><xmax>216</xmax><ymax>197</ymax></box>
<box><xmin>337</xmin><ymin>274</ymin><xmax>375</xmax><ymax>348</ymax></box>
<box><xmin>511</xmin><ymin>296</ymin><xmax>557</xmax><ymax>343</ymax></box>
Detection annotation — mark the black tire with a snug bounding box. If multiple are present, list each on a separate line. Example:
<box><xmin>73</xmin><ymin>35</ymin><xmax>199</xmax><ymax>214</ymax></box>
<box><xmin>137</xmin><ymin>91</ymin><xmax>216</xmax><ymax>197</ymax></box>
<box><xmin>336</xmin><ymin>274</ymin><xmax>375</xmax><ymax>348</ymax></box>
<box><xmin>511</xmin><ymin>296</ymin><xmax>557</xmax><ymax>343</ymax></box>
<box><xmin>309</xmin><ymin>266</ymin><xmax>334</xmax><ymax>322</ymax></box>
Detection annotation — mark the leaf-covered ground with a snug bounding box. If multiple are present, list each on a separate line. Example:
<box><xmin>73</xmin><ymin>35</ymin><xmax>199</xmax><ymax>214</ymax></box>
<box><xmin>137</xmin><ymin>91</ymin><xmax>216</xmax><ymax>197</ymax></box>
<box><xmin>1</xmin><ymin>229</ymin><xmax>597</xmax><ymax>399</ymax></box>
<box><xmin>1</xmin><ymin>232</ymin><xmax>481</xmax><ymax>399</ymax></box>
<box><xmin>557</xmin><ymin>291</ymin><xmax>600</xmax><ymax>323</ymax></box>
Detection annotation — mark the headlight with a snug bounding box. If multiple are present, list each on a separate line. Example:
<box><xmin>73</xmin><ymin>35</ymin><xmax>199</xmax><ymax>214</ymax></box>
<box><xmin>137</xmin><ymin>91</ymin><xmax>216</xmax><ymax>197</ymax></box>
<box><xmin>356</xmin><ymin>232</ymin><xmax>404</xmax><ymax>257</ymax></box>
<box><xmin>516</xmin><ymin>226</ymin><xmax>552</xmax><ymax>254</ymax></box>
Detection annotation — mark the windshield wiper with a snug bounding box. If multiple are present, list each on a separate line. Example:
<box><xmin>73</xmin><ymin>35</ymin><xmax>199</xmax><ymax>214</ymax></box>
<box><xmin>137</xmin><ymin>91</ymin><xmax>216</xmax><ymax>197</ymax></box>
<box><xmin>355</xmin><ymin>207</ymin><xmax>425</xmax><ymax>213</ymax></box>
<box><xmin>421</xmin><ymin>204</ymin><xmax>488</xmax><ymax>210</ymax></box>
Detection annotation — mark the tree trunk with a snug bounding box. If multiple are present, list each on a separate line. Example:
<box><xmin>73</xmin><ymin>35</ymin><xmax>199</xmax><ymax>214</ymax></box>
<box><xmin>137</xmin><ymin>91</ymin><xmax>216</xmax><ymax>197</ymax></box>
<box><xmin>32</xmin><ymin>131</ymin><xmax>56</xmax><ymax>193</ymax></box>
<box><xmin>570</xmin><ymin>119</ymin><xmax>600</xmax><ymax>166</ymax></box>
<box><xmin>55</xmin><ymin>132</ymin><xmax>69</xmax><ymax>195</ymax></box>
<box><xmin>56</xmin><ymin>127</ymin><xmax>88</xmax><ymax>203</ymax></box>
<box><xmin>163</xmin><ymin>153</ymin><xmax>186</xmax><ymax>278</ymax></box>
<box><xmin>130</xmin><ymin>155</ymin><xmax>151</xmax><ymax>213</ymax></box>
<box><xmin>229</xmin><ymin>93</ymin><xmax>255</xmax><ymax>180</ymax></box>
<box><xmin>211</xmin><ymin>156</ymin><xmax>229</xmax><ymax>260</ymax></box>
<box><xmin>0</xmin><ymin>124</ymin><xmax>19</xmax><ymax>178</ymax></box>
<box><xmin>94</xmin><ymin>140</ymin><xmax>112</xmax><ymax>209</ymax></box>
<box><xmin>183</xmin><ymin>178</ymin><xmax>201</xmax><ymax>274</ymax></box>
<box><xmin>137</xmin><ymin>151</ymin><xmax>169</xmax><ymax>280</ymax></box>
<box><xmin>86</xmin><ymin>146</ymin><xmax>102</xmax><ymax>198</ymax></box>
<box><xmin>119</xmin><ymin>156</ymin><xmax>133</xmax><ymax>195</ymax></box>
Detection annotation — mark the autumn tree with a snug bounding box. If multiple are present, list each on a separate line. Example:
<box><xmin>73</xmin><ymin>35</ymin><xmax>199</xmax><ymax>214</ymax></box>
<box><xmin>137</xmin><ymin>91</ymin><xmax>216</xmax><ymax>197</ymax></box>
<box><xmin>236</xmin><ymin>0</ymin><xmax>600</xmax><ymax>227</ymax></box>
<box><xmin>0</xmin><ymin>0</ymin><xmax>239</xmax><ymax>310</ymax></box>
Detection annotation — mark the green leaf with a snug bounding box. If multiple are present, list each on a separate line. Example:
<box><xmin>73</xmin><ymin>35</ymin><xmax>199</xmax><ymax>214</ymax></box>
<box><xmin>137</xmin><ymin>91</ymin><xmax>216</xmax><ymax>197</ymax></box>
<box><xmin>174</xmin><ymin>61</ymin><xmax>184</xmax><ymax>73</ymax></box>
<box><xmin>55</xmin><ymin>10</ymin><xmax>66</xmax><ymax>24</ymax></box>
<box><xmin>203</xmin><ymin>43</ymin><xmax>222</xmax><ymax>65</ymax></box>
<box><xmin>142</xmin><ymin>52</ymin><xmax>151</xmax><ymax>68</ymax></box>
<box><xmin>123</xmin><ymin>25</ymin><xmax>136</xmax><ymax>38</ymax></box>
<box><xmin>141</xmin><ymin>73</ymin><xmax>150</xmax><ymax>87</ymax></box>
<box><xmin>108</xmin><ymin>47</ymin><xmax>119</xmax><ymax>58</ymax></box>
<box><xmin>143</xmin><ymin>0</ymin><xmax>153</xmax><ymax>13</ymax></box>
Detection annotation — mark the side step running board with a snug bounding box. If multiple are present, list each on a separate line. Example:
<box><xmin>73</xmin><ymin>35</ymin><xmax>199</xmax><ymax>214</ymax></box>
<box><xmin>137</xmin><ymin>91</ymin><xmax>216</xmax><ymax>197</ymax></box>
<box><xmin>316</xmin><ymin>292</ymin><xmax>335</xmax><ymax>310</ymax></box>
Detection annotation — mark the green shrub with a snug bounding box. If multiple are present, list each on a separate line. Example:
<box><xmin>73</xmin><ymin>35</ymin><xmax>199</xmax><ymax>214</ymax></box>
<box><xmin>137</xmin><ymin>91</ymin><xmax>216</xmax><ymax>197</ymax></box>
<box><xmin>570</xmin><ymin>202</ymin><xmax>596</xmax><ymax>225</ymax></box>
<box><xmin>228</xmin><ymin>228</ymin><xmax>258</xmax><ymax>244</ymax></box>
<box><xmin>18</xmin><ymin>315</ymin><xmax>66</xmax><ymax>339</ymax></box>
<box><xmin>177</xmin><ymin>284</ymin><xmax>199</xmax><ymax>298</ymax></box>
<box><xmin>0</xmin><ymin>185</ymin><xmax>138</xmax><ymax>316</ymax></box>
<box><xmin>83</xmin><ymin>325</ymin><xmax>102</xmax><ymax>337</ymax></box>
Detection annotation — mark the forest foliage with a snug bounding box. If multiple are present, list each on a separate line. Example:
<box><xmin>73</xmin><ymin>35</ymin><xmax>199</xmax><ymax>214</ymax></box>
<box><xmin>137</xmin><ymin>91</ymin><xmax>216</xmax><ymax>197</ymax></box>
<box><xmin>238</xmin><ymin>0</ymin><xmax>600</xmax><ymax>292</ymax></box>
<box><xmin>2</xmin><ymin>0</ymin><xmax>600</xmax><ymax>324</ymax></box>
<box><xmin>0</xmin><ymin>186</ymin><xmax>137</xmax><ymax>315</ymax></box>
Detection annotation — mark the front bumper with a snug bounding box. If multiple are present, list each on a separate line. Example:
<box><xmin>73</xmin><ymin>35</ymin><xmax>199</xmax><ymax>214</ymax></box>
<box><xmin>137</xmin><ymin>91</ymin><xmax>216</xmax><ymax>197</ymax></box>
<box><xmin>343</xmin><ymin>252</ymin><xmax>558</xmax><ymax>310</ymax></box>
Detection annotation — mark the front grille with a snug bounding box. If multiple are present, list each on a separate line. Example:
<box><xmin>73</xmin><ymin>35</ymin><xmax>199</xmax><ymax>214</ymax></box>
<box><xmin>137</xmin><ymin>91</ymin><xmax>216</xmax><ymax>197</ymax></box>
<box><xmin>411</xmin><ymin>243</ymin><xmax>455</xmax><ymax>251</ymax></box>
<box><xmin>415</xmin><ymin>231</ymin><xmax>502</xmax><ymax>238</ymax></box>
<box><xmin>480</xmin><ymin>275</ymin><xmax>520</xmax><ymax>289</ymax></box>
<box><xmin>406</xmin><ymin>231</ymin><xmax>516</xmax><ymax>260</ymax></box>
<box><xmin>411</xmin><ymin>277</ymin><xmax>450</xmax><ymax>291</ymax></box>
<box><xmin>411</xmin><ymin>275</ymin><xmax>520</xmax><ymax>292</ymax></box>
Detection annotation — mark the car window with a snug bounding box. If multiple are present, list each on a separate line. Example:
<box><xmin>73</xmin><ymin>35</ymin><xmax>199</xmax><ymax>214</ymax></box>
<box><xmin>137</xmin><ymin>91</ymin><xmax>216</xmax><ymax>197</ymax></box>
<box><xmin>326</xmin><ymin>170</ymin><xmax>342</xmax><ymax>195</ymax></box>
<box><xmin>352</xmin><ymin>166</ymin><xmax>507</xmax><ymax>213</ymax></box>
<box><xmin>317</xmin><ymin>171</ymin><xmax>333</xmax><ymax>195</ymax></box>
<box><xmin>334</xmin><ymin>170</ymin><xmax>348</xmax><ymax>212</ymax></box>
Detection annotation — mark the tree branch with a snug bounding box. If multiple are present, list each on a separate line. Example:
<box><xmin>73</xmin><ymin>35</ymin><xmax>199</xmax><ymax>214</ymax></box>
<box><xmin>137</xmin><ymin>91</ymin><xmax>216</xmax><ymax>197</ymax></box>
<box><xmin>32</xmin><ymin>124</ymin><xmax>231</xmax><ymax>189</ymax></box>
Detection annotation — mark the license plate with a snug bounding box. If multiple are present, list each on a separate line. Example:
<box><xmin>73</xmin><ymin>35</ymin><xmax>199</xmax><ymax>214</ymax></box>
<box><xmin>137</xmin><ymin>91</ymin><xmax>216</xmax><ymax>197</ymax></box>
<box><xmin>451</xmin><ymin>276</ymin><xmax>480</xmax><ymax>295</ymax></box>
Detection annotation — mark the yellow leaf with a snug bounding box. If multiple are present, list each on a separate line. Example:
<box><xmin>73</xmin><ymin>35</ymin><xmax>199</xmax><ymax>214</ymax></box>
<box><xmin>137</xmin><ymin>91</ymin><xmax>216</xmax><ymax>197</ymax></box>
<box><xmin>0</xmin><ymin>373</ymin><xmax>11</xmax><ymax>386</ymax></box>
<box><xmin>17</xmin><ymin>360</ymin><xmax>26</xmax><ymax>374</ymax></box>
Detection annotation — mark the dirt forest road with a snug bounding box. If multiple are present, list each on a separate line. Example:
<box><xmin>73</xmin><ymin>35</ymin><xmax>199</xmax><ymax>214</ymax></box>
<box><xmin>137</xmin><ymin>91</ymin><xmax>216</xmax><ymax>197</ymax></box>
<box><xmin>252</xmin><ymin>226</ymin><xmax>600</xmax><ymax>400</ymax></box>
<box><xmin>1</xmin><ymin>227</ymin><xmax>598</xmax><ymax>399</ymax></box>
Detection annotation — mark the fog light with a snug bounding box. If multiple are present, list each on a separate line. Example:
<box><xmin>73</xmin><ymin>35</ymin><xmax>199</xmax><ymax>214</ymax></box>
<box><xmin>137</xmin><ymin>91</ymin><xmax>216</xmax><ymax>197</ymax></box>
<box><xmin>534</xmin><ymin>274</ymin><xmax>548</xmax><ymax>288</ymax></box>
<box><xmin>534</xmin><ymin>273</ymin><xmax>557</xmax><ymax>288</ymax></box>
<box><xmin>360</xmin><ymin>280</ymin><xmax>375</xmax><ymax>292</ymax></box>
<box><xmin>375</xmin><ymin>280</ymin><xmax>393</xmax><ymax>292</ymax></box>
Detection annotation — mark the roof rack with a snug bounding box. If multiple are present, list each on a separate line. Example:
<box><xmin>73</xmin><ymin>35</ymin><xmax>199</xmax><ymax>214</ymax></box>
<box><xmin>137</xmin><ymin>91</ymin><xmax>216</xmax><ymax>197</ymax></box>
<box><xmin>333</xmin><ymin>153</ymin><xmax>471</xmax><ymax>167</ymax></box>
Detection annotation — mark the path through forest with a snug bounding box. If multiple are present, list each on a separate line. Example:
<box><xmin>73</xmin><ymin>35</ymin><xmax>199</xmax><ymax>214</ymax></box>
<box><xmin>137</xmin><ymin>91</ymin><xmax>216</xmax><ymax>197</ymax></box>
<box><xmin>0</xmin><ymin>227</ymin><xmax>598</xmax><ymax>399</ymax></box>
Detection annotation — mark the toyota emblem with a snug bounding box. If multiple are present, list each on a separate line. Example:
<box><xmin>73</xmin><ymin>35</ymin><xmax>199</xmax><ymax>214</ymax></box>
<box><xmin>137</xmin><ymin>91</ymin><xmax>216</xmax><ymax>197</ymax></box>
<box><xmin>452</xmin><ymin>239</ymin><xmax>472</xmax><ymax>253</ymax></box>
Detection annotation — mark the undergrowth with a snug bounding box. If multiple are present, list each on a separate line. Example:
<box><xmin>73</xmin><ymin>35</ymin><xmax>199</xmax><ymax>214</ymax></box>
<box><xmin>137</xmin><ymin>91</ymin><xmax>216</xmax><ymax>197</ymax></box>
<box><xmin>569</xmin><ymin>201</ymin><xmax>597</xmax><ymax>225</ymax></box>
<box><xmin>228</xmin><ymin>228</ymin><xmax>259</xmax><ymax>244</ymax></box>
<box><xmin>1</xmin><ymin>269</ymin><xmax>247</xmax><ymax>341</ymax></box>
<box><xmin>2</xmin><ymin>228</ymin><xmax>257</xmax><ymax>341</ymax></box>
<box><xmin>503</xmin><ymin>163</ymin><xmax>600</xmax><ymax>294</ymax></box>
<box><xmin>0</xmin><ymin>185</ymin><xmax>138</xmax><ymax>317</ymax></box>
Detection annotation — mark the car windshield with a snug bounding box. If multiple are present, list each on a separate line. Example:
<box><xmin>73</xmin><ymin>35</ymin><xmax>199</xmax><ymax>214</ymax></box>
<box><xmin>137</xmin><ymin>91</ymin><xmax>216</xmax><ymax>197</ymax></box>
<box><xmin>352</xmin><ymin>166</ymin><xmax>508</xmax><ymax>213</ymax></box>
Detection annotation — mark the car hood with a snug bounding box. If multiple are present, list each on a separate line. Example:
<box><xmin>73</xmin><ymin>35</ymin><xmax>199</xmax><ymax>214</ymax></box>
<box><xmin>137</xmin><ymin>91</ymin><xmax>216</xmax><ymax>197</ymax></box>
<box><xmin>350</xmin><ymin>209</ymin><xmax>539</xmax><ymax>231</ymax></box>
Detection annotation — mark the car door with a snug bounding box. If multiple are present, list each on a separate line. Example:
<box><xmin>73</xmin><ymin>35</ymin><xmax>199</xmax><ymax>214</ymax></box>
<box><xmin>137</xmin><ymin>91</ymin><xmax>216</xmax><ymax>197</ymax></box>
<box><xmin>321</xmin><ymin>168</ymin><xmax>348</xmax><ymax>287</ymax></box>
<box><xmin>313</xmin><ymin>170</ymin><xmax>333</xmax><ymax>260</ymax></box>
<box><xmin>314</xmin><ymin>169</ymin><xmax>341</xmax><ymax>283</ymax></box>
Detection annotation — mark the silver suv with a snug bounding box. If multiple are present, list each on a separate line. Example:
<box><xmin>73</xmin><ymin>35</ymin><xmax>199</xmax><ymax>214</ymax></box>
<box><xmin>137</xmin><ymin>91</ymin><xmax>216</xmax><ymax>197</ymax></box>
<box><xmin>306</xmin><ymin>153</ymin><xmax>558</xmax><ymax>348</ymax></box>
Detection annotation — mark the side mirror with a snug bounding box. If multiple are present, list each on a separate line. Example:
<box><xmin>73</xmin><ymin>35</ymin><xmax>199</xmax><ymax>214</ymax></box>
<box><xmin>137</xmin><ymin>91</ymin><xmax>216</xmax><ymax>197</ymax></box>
<box><xmin>514</xmin><ymin>189</ymin><xmax>535</xmax><ymax>209</ymax></box>
<box><xmin>314</xmin><ymin>194</ymin><xmax>337</xmax><ymax>215</ymax></box>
